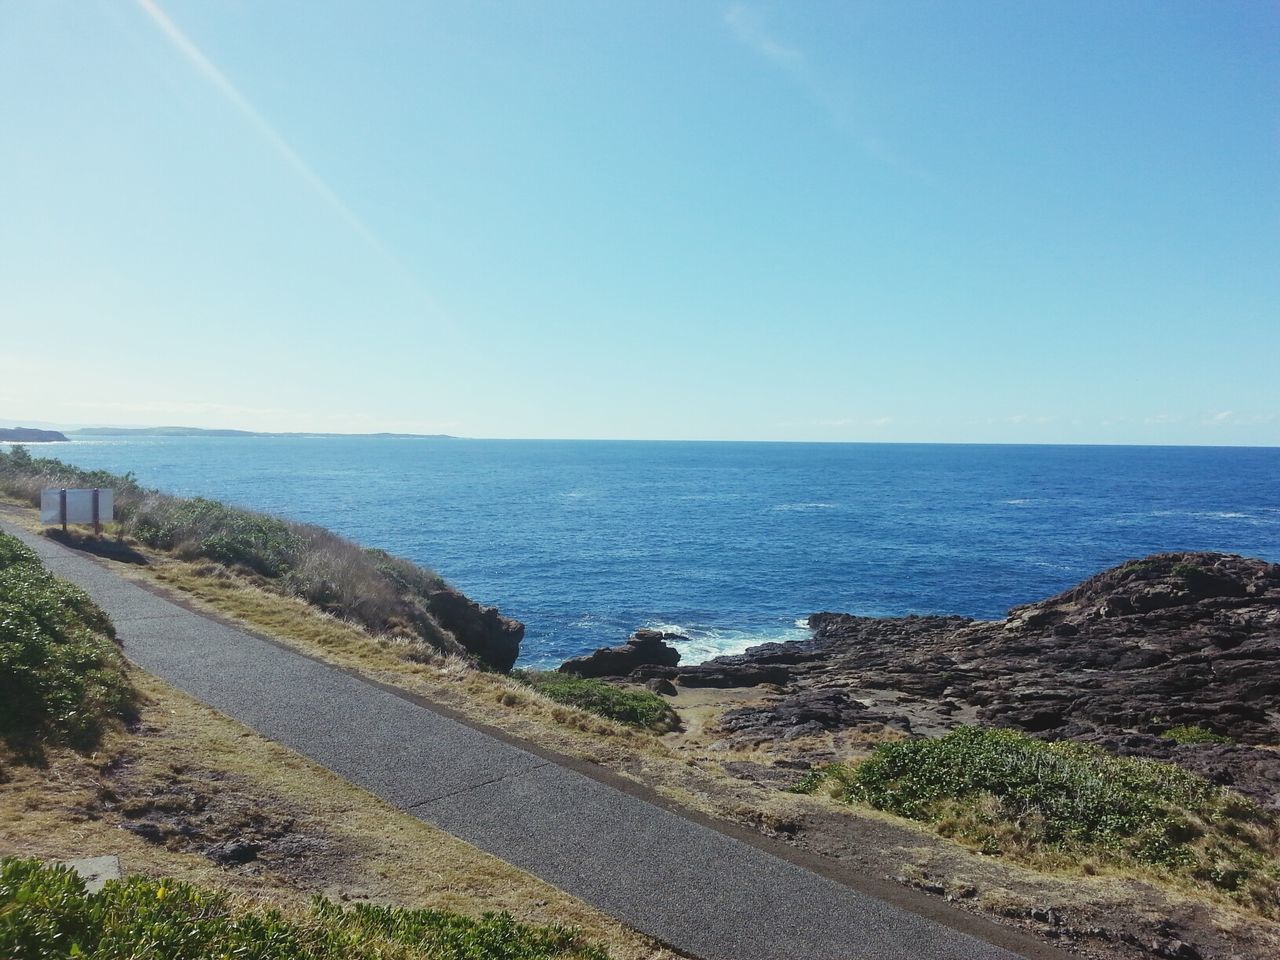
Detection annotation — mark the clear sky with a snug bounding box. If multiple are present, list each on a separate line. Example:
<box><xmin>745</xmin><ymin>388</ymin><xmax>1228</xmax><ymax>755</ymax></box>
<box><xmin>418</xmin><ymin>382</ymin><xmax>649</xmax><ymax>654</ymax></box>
<box><xmin>1</xmin><ymin>1</ymin><xmax>1276</xmax><ymax>443</ymax></box>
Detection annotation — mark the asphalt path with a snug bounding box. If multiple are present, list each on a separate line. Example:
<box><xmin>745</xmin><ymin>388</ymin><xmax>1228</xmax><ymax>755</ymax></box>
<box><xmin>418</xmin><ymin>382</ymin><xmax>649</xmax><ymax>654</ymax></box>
<box><xmin>2</xmin><ymin>517</ymin><xmax>1054</xmax><ymax>960</ymax></box>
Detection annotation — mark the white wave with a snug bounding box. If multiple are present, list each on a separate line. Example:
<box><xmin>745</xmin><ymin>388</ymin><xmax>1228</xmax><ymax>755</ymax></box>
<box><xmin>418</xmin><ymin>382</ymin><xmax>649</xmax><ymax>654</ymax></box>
<box><xmin>1004</xmin><ymin>498</ymin><xmax>1033</xmax><ymax>506</ymax></box>
<box><xmin>771</xmin><ymin>502</ymin><xmax>838</xmax><ymax>512</ymax></box>
<box><xmin>1150</xmin><ymin>508</ymin><xmax>1267</xmax><ymax>522</ymax></box>
<box><xmin>643</xmin><ymin>620</ymin><xmax>810</xmax><ymax>665</ymax></box>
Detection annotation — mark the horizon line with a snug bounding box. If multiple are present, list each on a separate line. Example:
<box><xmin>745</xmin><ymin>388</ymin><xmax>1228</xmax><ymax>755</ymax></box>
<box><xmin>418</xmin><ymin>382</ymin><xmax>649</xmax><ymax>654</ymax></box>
<box><xmin>3</xmin><ymin>424</ymin><xmax>1277</xmax><ymax>450</ymax></box>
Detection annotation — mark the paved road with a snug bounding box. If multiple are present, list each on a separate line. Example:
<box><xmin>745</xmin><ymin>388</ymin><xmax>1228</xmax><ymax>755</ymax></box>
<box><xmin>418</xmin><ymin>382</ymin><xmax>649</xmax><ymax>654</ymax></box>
<box><xmin>3</xmin><ymin>518</ymin><xmax>1052</xmax><ymax>960</ymax></box>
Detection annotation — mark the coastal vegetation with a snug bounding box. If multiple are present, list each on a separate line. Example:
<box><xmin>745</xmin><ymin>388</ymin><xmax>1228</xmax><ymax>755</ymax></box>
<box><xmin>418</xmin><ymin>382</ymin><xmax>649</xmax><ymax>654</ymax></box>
<box><xmin>0</xmin><ymin>532</ymin><xmax>133</xmax><ymax>758</ymax></box>
<box><xmin>0</xmin><ymin>858</ymin><xmax>608</xmax><ymax>960</ymax></box>
<box><xmin>1161</xmin><ymin>724</ymin><xmax>1234</xmax><ymax>745</ymax></box>
<box><xmin>514</xmin><ymin>671</ymin><xmax>679</xmax><ymax>732</ymax></box>
<box><xmin>0</xmin><ymin>446</ymin><xmax>520</xmax><ymax>670</ymax></box>
<box><xmin>795</xmin><ymin>726</ymin><xmax>1280</xmax><ymax>915</ymax></box>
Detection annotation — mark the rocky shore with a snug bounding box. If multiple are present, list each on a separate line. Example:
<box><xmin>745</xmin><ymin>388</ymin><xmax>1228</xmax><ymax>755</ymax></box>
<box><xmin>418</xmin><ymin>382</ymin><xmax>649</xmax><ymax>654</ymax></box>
<box><xmin>563</xmin><ymin>551</ymin><xmax>1280</xmax><ymax>807</ymax></box>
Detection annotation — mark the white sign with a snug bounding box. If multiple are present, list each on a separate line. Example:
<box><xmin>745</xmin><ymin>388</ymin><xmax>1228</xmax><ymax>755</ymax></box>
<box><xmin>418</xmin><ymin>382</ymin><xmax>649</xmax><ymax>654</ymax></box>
<box><xmin>40</xmin><ymin>488</ymin><xmax>114</xmax><ymax>525</ymax></box>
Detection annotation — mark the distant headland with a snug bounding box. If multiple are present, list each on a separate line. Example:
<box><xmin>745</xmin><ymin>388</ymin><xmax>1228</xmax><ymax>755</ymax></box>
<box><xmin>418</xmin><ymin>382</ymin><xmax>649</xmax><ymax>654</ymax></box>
<box><xmin>57</xmin><ymin>426</ymin><xmax>456</xmax><ymax>440</ymax></box>
<box><xmin>0</xmin><ymin>427</ymin><xmax>69</xmax><ymax>443</ymax></box>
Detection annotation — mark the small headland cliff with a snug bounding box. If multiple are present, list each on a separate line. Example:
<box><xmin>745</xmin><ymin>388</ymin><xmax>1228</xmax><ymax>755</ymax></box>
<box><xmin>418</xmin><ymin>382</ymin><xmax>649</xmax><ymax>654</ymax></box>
<box><xmin>567</xmin><ymin>552</ymin><xmax>1280</xmax><ymax>807</ymax></box>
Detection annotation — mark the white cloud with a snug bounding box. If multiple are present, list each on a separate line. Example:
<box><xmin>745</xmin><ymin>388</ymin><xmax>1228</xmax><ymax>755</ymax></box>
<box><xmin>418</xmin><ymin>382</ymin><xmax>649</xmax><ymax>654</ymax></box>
<box><xmin>723</xmin><ymin>4</ymin><xmax>807</xmax><ymax>77</ymax></box>
<box><xmin>722</xmin><ymin>5</ymin><xmax>934</xmax><ymax>183</ymax></box>
<box><xmin>1202</xmin><ymin>410</ymin><xmax>1277</xmax><ymax>427</ymax></box>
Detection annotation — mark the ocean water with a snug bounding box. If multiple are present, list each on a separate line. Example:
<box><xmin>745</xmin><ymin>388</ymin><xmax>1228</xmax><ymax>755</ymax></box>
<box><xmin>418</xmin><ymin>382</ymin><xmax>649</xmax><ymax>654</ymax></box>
<box><xmin>13</xmin><ymin>438</ymin><xmax>1280</xmax><ymax>668</ymax></box>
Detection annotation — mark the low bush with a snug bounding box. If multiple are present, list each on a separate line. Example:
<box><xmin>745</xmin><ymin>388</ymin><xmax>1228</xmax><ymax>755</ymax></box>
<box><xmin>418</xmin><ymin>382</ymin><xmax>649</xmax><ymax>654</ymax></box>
<box><xmin>1161</xmin><ymin>724</ymin><xmax>1233</xmax><ymax>745</ymax></box>
<box><xmin>130</xmin><ymin>495</ymin><xmax>303</xmax><ymax>577</ymax></box>
<box><xmin>0</xmin><ymin>533</ymin><xmax>133</xmax><ymax>754</ymax></box>
<box><xmin>515</xmin><ymin>672</ymin><xmax>679</xmax><ymax>732</ymax></box>
<box><xmin>795</xmin><ymin>726</ymin><xmax>1280</xmax><ymax>914</ymax></box>
<box><xmin>0</xmin><ymin>857</ymin><xmax>610</xmax><ymax>960</ymax></box>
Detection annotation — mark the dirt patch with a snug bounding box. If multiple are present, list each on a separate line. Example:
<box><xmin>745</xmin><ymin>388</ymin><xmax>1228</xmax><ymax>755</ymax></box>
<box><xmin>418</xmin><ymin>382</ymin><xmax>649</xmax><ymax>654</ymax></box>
<box><xmin>93</xmin><ymin>737</ymin><xmax>351</xmax><ymax>885</ymax></box>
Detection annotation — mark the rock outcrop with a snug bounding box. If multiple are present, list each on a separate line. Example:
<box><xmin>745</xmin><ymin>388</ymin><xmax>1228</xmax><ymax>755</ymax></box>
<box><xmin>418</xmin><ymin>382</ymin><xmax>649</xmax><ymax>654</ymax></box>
<box><xmin>425</xmin><ymin>586</ymin><xmax>524</xmax><ymax>673</ymax></box>
<box><xmin>578</xmin><ymin>553</ymin><xmax>1280</xmax><ymax>805</ymax></box>
<box><xmin>559</xmin><ymin>629</ymin><xmax>682</xmax><ymax>678</ymax></box>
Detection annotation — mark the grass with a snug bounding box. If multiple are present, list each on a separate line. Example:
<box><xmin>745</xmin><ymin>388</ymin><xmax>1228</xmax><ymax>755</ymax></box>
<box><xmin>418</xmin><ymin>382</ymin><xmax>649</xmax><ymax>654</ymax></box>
<box><xmin>0</xmin><ymin>531</ymin><xmax>133</xmax><ymax>757</ymax></box>
<box><xmin>0</xmin><ymin>857</ymin><xmax>610</xmax><ymax>960</ymax></box>
<box><xmin>1161</xmin><ymin>724</ymin><xmax>1234</xmax><ymax>745</ymax></box>
<box><xmin>795</xmin><ymin>726</ymin><xmax>1280</xmax><ymax>916</ymax></box>
<box><xmin>0</xmin><ymin>446</ymin><xmax>515</xmax><ymax>670</ymax></box>
<box><xmin>514</xmin><ymin>672</ymin><xmax>680</xmax><ymax>732</ymax></box>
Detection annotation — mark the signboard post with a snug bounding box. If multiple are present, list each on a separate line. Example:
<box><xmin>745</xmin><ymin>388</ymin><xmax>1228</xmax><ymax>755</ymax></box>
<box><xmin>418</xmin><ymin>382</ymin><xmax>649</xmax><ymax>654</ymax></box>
<box><xmin>40</xmin><ymin>488</ymin><xmax>114</xmax><ymax>535</ymax></box>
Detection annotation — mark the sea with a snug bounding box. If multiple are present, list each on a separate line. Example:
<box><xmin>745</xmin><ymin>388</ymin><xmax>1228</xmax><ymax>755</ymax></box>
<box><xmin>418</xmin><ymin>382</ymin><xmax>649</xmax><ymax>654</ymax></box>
<box><xmin>12</xmin><ymin>438</ymin><xmax>1280</xmax><ymax>668</ymax></box>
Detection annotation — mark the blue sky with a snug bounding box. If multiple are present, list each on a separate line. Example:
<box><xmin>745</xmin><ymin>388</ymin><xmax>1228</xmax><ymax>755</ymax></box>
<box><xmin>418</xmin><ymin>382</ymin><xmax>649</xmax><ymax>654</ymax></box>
<box><xmin>1</xmin><ymin>1</ymin><xmax>1276</xmax><ymax>443</ymax></box>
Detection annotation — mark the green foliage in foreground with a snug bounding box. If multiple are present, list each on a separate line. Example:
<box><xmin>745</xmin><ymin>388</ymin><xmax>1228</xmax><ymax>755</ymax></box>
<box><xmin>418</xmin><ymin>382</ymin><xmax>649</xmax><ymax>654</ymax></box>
<box><xmin>1161</xmin><ymin>724</ymin><xmax>1234</xmax><ymax>745</ymax></box>
<box><xmin>0</xmin><ymin>858</ymin><xmax>609</xmax><ymax>960</ymax></box>
<box><xmin>515</xmin><ymin>672</ymin><xmax>679</xmax><ymax>732</ymax></box>
<box><xmin>795</xmin><ymin>726</ymin><xmax>1280</xmax><ymax>914</ymax></box>
<box><xmin>0</xmin><ymin>533</ymin><xmax>132</xmax><ymax>754</ymax></box>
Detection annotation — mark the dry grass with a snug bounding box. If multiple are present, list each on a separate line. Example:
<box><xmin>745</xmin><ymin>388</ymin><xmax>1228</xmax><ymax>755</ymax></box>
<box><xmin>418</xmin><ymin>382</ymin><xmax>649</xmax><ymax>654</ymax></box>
<box><xmin>0</xmin><ymin>671</ymin><xmax>676</xmax><ymax>960</ymax></box>
<box><xmin>119</xmin><ymin>554</ymin><xmax>671</xmax><ymax>760</ymax></box>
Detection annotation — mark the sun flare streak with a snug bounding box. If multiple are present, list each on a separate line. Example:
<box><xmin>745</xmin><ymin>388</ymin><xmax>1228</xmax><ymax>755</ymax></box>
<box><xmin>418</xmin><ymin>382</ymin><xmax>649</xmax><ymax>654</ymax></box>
<box><xmin>134</xmin><ymin>0</ymin><xmax>383</xmax><ymax>254</ymax></box>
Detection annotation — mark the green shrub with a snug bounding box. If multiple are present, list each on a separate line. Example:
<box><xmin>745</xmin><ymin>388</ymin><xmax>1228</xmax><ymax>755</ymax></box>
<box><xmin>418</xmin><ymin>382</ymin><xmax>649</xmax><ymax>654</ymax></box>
<box><xmin>795</xmin><ymin>726</ymin><xmax>1280</xmax><ymax>912</ymax></box>
<box><xmin>0</xmin><ymin>858</ymin><xmax>609</xmax><ymax>960</ymax></box>
<box><xmin>1161</xmin><ymin>724</ymin><xmax>1233</xmax><ymax>745</ymax></box>
<box><xmin>130</xmin><ymin>497</ymin><xmax>303</xmax><ymax>577</ymax></box>
<box><xmin>0</xmin><ymin>533</ymin><xmax>132</xmax><ymax>753</ymax></box>
<box><xmin>515</xmin><ymin>672</ymin><xmax>679</xmax><ymax>732</ymax></box>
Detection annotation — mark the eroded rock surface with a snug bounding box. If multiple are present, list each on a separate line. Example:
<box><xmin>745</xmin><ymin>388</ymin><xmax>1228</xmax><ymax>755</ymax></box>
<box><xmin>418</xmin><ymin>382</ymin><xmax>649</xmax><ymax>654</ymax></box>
<box><xmin>589</xmin><ymin>552</ymin><xmax>1280</xmax><ymax>805</ymax></box>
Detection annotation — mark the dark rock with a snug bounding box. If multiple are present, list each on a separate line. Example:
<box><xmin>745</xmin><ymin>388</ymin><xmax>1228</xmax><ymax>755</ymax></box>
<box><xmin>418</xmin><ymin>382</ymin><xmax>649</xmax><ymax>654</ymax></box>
<box><xmin>206</xmin><ymin>839</ymin><xmax>261</xmax><ymax>865</ymax></box>
<box><xmin>645</xmin><ymin>677</ymin><xmax>678</xmax><ymax>696</ymax></box>
<box><xmin>1150</xmin><ymin>939</ymin><xmax>1201</xmax><ymax>960</ymax></box>
<box><xmin>670</xmin><ymin>664</ymin><xmax>790</xmax><ymax>688</ymax></box>
<box><xmin>122</xmin><ymin>821</ymin><xmax>165</xmax><ymax>843</ymax></box>
<box><xmin>425</xmin><ymin>587</ymin><xmax>524</xmax><ymax>672</ymax></box>
<box><xmin>629</xmin><ymin>551</ymin><xmax>1280</xmax><ymax>805</ymax></box>
<box><xmin>560</xmin><ymin>629</ymin><xmax>682</xmax><ymax>678</ymax></box>
<box><xmin>718</xmin><ymin>688</ymin><xmax>907</xmax><ymax>742</ymax></box>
